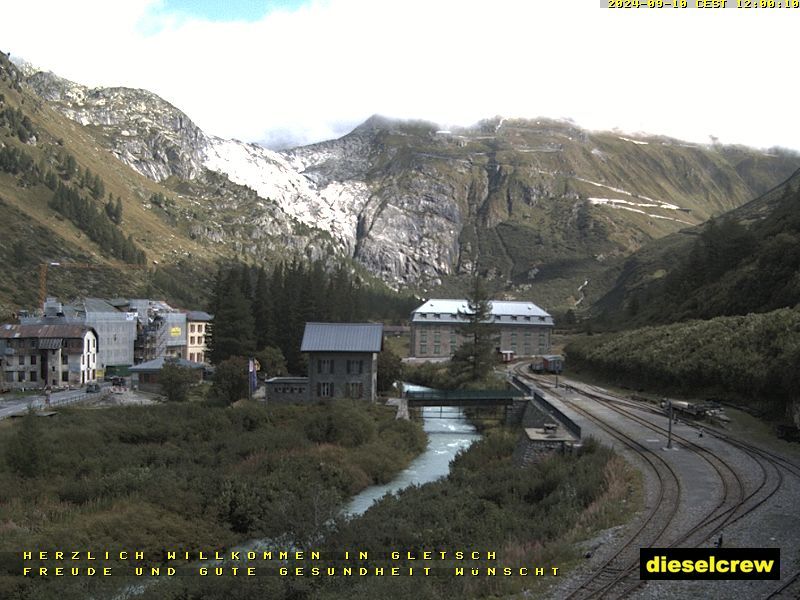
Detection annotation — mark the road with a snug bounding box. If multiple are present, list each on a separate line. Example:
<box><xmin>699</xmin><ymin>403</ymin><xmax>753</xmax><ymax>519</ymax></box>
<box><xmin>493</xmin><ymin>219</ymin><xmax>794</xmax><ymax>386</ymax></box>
<box><xmin>0</xmin><ymin>384</ymin><xmax>111</xmax><ymax>419</ymax></box>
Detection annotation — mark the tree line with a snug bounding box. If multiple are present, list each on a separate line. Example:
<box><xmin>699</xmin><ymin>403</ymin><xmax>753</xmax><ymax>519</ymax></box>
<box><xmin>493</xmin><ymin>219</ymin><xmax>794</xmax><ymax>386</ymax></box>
<box><xmin>206</xmin><ymin>261</ymin><xmax>418</xmax><ymax>375</ymax></box>
<box><xmin>48</xmin><ymin>180</ymin><xmax>144</xmax><ymax>264</ymax></box>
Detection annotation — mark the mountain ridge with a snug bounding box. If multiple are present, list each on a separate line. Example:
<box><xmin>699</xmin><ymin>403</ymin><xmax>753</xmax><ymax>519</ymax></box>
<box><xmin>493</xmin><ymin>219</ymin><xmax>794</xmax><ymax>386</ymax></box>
<box><xmin>3</xmin><ymin>52</ymin><xmax>800</xmax><ymax>314</ymax></box>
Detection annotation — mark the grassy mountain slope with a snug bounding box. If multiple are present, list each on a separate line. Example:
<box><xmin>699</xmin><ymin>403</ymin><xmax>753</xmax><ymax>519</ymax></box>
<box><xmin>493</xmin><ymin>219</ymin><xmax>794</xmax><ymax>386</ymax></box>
<box><xmin>0</xmin><ymin>53</ymin><xmax>346</xmax><ymax>315</ymax></box>
<box><xmin>592</xmin><ymin>168</ymin><xmax>800</xmax><ymax>325</ymax></box>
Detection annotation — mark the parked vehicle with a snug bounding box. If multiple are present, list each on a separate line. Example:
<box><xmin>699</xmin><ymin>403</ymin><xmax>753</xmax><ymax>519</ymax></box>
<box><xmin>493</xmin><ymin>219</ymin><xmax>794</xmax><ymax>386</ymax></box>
<box><xmin>86</xmin><ymin>383</ymin><xmax>101</xmax><ymax>393</ymax></box>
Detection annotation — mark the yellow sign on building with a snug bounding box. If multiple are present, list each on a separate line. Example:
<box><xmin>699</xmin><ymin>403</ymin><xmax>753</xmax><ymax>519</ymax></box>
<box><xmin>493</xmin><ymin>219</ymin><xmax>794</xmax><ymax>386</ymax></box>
<box><xmin>170</xmin><ymin>327</ymin><xmax>181</xmax><ymax>337</ymax></box>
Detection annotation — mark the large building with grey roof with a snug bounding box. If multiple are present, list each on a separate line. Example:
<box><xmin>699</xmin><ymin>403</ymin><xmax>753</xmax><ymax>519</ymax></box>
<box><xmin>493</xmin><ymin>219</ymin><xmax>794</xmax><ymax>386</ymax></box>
<box><xmin>21</xmin><ymin>297</ymin><xmax>137</xmax><ymax>376</ymax></box>
<box><xmin>410</xmin><ymin>299</ymin><xmax>554</xmax><ymax>359</ymax></box>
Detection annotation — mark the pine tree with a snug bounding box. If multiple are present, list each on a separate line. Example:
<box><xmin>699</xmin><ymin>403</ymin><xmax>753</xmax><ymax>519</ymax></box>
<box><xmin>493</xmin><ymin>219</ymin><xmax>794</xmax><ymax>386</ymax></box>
<box><xmin>449</xmin><ymin>276</ymin><xmax>497</xmax><ymax>384</ymax></box>
<box><xmin>253</xmin><ymin>267</ymin><xmax>274</xmax><ymax>349</ymax></box>
<box><xmin>207</xmin><ymin>267</ymin><xmax>256</xmax><ymax>364</ymax></box>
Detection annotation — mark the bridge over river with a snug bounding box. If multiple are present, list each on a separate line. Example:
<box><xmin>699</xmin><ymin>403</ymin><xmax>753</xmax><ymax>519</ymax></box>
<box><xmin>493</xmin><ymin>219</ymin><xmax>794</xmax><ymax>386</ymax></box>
<box><xmin>404</xmin><ymin>388</ymin><xmax>525</xmax><ymax>408</ymax></box>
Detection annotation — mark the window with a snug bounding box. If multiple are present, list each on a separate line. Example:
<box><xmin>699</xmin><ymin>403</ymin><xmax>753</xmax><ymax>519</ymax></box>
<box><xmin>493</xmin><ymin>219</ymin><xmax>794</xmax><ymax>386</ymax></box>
<box><xmin>434</xmin><ymin>313</ymin><xmax>440</xmax><ymax>319</ymax></box>
<box><xmin>317</xmin><ymin>359</ymin><xmax>334</xmax><ymax>374</ymax></box>
<box><xmin>190</xmin><ymin>324</ymin><xmax>196</xmax><ymax>333</ymax></box>
<box><xmin>317</xmin><ymin>382</ymin><xmax>334</xmax><ymax>397</ymax></box>
<box><xmin>434</xmin><ymin>332</ymin><xmax>441</xmax><ymax>342</ymax></box>
<box><xmin>18</xmin><ymin>356</ymin><xmax>24</xmax><ymax>366</ymax></box>
<box><xmin>189</xmin><ymin>353</ymin><xmax>195</xmax><ymax>362</ymax></box>
<box><xmin>420</xmin><ymin>344</ymin><xmax>428</xmax><ymax>354</ymax></box>
<box><xmin>31</xmin><ymin>355</ymin><xmax>37</xmax><ymax>366</ymax></box>
<box><xmin>62</xmin><ymin>354</ymin><xmax>68</xmax><ymax>365</ymax></box>
<box><xmin>347</xmin><ymin>382</ymin><xmax>363</xmax><ymax>399</ymax></box>
<box><xmin>434</xmin><ymin>345</ymin><xmax>441</xmax><ymax>355</ymax></box>
<box><xmin>190</xmin><ymin>336</ymin><xmax>196</xmax><ymax>345</ymax></box>
<box><xmin>197</xmin><ymin>352</ymin><xmax>204</xmax><ymax>363</ymax></box>
<box><xmin>61</xmin><ymin>371</ymin><xmax>68</xmax><ymax>383</ymax></box>
<box><xmin>346</xmin><ymin>359</ymin><xmax>364</xmax><ymax>375</ymax></box>
<box><xmin>199</xmin><ymin>336</ymin><xmax>204</xmax><ymax>344</ymax></box>
<box><xmin>30</xmin><ymin>371</ymin><xmax>37</xmax><ymax>382</ymax></box>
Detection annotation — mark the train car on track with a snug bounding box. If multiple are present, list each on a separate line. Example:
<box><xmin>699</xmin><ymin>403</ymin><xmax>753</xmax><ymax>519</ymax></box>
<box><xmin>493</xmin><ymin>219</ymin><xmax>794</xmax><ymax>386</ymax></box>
<box><xmin>529</xmin><ymin>355</ymin><xmax>564</xmax><ymax>374</ymax></box>
<box><xmin>661</xmin><ymin>398</ymin><xmax>724</xmax><ymax>420</ymax></box>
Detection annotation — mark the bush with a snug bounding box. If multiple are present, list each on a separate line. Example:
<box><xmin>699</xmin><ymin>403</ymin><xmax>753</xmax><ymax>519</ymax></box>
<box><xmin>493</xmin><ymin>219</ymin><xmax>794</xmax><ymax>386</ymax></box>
<box><xmin>211</xmin><ymin>356</ymin><xmax>250</xmax><ymax>405</ymax></box>
<box><xmin>159</xmin><ymin>362</ymin><xmax>196</xmax><ymax>402</ymax></box>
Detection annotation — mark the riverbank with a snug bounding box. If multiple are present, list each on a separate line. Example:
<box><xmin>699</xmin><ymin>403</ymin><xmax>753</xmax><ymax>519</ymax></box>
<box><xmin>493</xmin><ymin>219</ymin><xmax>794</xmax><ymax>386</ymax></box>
<box><xmin>0</xmin><ymin>399</ymin><xmax>426</xmax><ymax>600</ymax></box>
<box><xmin>128</xmin><ymin>430</ymin><xmax>637</xmax><ymax>600</ymax></box>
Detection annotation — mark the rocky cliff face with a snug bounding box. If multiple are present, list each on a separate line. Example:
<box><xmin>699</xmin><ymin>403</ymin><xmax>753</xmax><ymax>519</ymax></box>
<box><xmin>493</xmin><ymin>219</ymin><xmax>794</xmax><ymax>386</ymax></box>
<box><xmin>19</xmin><ymin>65</ymin><xmax>800</xmax><ymax>299</ymax></box>
<box><xmin>25</xmin><ymin>70</ymin><xmax>207</xmax><ymax>181</ymax></box>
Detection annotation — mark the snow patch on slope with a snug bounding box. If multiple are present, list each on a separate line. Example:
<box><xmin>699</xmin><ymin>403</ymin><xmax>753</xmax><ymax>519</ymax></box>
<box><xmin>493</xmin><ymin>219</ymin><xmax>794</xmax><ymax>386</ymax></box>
<box><xmin>589</xmin><ymin>199</ymin><xmax>693</xmax><ymax>224</ymax></box>
<box><xmin>202</xmin><ymin>137</ymin><xmax>369</xmax><ymax>253</ymax></box>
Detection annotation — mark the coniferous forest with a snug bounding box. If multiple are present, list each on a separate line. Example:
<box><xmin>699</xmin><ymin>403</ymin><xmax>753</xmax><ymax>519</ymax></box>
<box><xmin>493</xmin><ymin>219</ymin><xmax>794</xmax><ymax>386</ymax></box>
<box><xmin>206</xmin><ymin>261</ymin><xmax>419</xmax><ymax>374</ymax></box>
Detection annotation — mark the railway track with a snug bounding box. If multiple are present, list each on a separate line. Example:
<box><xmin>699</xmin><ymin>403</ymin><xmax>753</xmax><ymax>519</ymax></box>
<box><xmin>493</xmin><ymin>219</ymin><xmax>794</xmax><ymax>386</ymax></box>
<box><xmin>511</xmin><ymin>365</ymin><xmax>800</xmax><ymax>599</ymax></box>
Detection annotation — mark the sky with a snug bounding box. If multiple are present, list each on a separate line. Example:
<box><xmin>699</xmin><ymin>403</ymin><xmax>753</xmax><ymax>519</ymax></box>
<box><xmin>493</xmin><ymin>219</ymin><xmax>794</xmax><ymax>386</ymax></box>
<box><xmin>1</xmin><ymin>0</ymin><xmax>798</xmax><ymax>150</ymax></box>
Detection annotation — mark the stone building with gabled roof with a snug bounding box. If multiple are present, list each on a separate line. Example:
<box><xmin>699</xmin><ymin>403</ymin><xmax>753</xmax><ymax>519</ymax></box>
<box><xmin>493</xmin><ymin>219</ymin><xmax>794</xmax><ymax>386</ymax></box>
<box><xmin>266</xmin><ymin>322</ymin><xmax>383</xmax><ymax>404</ymax></box>
<box><xmin>301</xmin><ymin>322</ymin><xmax>383</xmax><ymax>403</ymax></box>
<box><xmin>0</xmin><ymin>323</ymin><xmax>98</xmax><ymax>389</ymax></box>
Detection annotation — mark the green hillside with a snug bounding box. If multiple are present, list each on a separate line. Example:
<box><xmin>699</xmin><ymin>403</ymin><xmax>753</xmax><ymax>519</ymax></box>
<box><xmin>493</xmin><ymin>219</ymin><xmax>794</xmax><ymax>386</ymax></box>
<box><xmin>566</xmin><ymin>307</ymin><xmax>800</xmax><ymax>426</ymax></box>
<box><xmin>591</xmin><ymin>168</ymin><xmax>800</xmax><ymax>325</ymax></box>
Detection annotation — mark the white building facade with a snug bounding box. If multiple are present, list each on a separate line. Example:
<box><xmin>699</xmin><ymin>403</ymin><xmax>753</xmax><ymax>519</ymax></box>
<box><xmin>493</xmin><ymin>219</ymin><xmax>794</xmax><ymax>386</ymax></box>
<box><xmin>0</xmin><ymin>323</ymin><xmax>98</xmax><ymax>389</ymax></box>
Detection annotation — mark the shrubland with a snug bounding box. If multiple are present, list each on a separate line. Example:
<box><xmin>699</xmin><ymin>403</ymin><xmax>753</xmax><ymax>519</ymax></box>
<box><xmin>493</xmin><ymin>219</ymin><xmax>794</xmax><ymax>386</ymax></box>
<box><xmin>0</xmin><ymin>400</ymin><xmax>426</xmax><ymax>600</ymax></box>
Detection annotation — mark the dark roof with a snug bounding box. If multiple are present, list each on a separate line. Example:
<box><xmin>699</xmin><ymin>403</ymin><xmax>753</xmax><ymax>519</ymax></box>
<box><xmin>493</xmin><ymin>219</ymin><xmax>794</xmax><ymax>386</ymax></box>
<box><xmin>129</xmin><ymin>357</ymin><xmax>205</xmax><ymax>372</ymax></box>
<box><xmin>0</xmin><ymin>323</ymin><xmax>94</xmax><ymax>339</ymax></box>
<box><xmin>185</xmin><ymin>310</ymin><xmax>213</xmax><ymax>321</ymax></box>
<box><xmin>78</xmin><ymin>298</ymin><xmax>121</xmax><ymax>313</ymax></box>
<box><xmin>300</xmin><ymin>322</ymin><xmax>383</xmax><ymax>353</ymax></box>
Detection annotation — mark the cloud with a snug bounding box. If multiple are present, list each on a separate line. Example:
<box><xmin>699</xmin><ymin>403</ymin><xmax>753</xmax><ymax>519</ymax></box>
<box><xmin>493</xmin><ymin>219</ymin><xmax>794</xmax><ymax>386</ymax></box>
<box><xmin>1</xmin><ymin>0</ymin><xmax>797</xmax><ymax>150</ymax></box>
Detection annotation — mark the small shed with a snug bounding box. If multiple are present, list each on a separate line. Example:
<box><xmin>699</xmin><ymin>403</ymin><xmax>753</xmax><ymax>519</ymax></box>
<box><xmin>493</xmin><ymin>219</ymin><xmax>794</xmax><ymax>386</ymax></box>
<box><xmin>129</xmin><ymin>356</ymin><xmax>205</xmax><ymax>394</ymax></box>
<box><xmin>264</xmin><ymin>376</ymin><xmax>310</xmax><ymax>404</ymax></box>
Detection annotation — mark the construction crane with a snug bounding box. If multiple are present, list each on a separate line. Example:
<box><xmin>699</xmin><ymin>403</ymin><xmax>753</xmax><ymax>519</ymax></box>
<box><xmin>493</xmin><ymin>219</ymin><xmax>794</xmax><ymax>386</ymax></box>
<box><xmin>38</xmin><ymin>261</ymin><xmax>150</xmax><ymax>308</ymax></box>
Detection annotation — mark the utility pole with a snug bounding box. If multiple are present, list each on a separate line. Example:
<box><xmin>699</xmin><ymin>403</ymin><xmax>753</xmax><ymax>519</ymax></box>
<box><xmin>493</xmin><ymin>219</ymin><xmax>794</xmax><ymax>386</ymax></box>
<box><xmin>666</xmin><ymin>399</ymin><xmax>673</xmax><ymax>449</ymax></box>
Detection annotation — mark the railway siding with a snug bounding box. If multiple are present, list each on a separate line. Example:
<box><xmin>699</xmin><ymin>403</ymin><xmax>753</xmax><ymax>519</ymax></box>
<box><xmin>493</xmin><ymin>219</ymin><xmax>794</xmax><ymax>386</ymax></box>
<box><xmin>510</xmin><ymin>366</ymin><xmax>800</xmax><ymax>600</ymax></box>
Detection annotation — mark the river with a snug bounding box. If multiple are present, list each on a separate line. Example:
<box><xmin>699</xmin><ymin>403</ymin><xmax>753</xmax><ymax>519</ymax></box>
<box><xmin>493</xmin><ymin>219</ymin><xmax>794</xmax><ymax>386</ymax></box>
<box><xmin>342</xmin><ymin>404</ymin><xmax>481</xmax><ymax>517</ymax></box>
<box><xmin>109</xmin><ymin>397</ymin><xmax>478</xmax><ymax>599</ymax></box>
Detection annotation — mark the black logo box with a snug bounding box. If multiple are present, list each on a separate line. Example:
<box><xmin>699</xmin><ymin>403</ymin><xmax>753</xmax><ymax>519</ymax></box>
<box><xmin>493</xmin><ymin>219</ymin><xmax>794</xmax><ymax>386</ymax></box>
<box><xmin>640</xmin><ymin>548</ymin><xmax>780</xmax><ymax>580</ymax></box>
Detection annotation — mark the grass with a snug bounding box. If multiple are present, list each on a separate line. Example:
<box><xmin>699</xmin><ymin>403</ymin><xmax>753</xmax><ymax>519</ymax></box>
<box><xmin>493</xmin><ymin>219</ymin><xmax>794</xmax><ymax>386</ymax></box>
<box><xmin>383</xmin><ymin>333</ymin><xmax>409</xmax><ymax>358</ymax></box>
